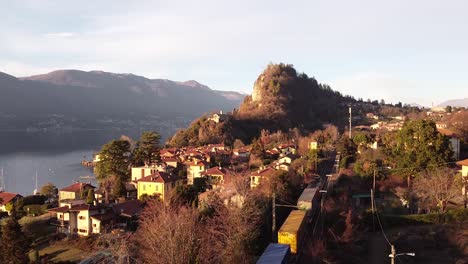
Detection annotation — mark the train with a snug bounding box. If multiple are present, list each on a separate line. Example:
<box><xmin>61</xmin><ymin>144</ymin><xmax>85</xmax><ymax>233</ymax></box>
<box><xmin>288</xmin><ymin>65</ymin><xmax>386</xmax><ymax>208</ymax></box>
<box><xmin>257</xmin><ymin>153</ymin><xmax>339</xmax><ymax>262</ymax></box>
<box><xmin>256</xmin><ymin>243</ymin><xmax>290</xmax><ymax>264</ymax></box>
<box><xmin>275</xmin><ymin>180</ymin><xmax>323</xmax><ymax>256</ymax></box>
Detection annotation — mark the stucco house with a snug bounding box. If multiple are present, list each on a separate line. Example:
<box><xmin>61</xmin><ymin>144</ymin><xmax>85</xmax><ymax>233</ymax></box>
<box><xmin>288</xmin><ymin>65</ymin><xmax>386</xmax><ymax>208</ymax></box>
<box><xmin>137</xmin><ymin>172</ymin><xmax>179</xmax><ymax>201</ymax></box>
<box><xmin>203</xmin><ymin>166</ymin><xmax>228</xmax><ymax>189</ymax></box>
<box><xmin>59</xmin><ymin>182</ymin><xmax>95</xmax><ymax>203</ymax></box>
<box><xmin>0</xmin><ymin>192</ymin><xmax>22</xmax><ymax>213</ymax></box>
<box><xmin>131</xmin><ymin>164</ymin><xmax>169</xmax><ymax>181</ymax></box>
<box><xmin>186</xmin><ymin>160</ymin><xmax>209</xmax><ymax>185</ymax></box>
<box><xmin>250</xmin><ymin>167</ymin><xmax>277</xmax><ymax>189</ymax></box>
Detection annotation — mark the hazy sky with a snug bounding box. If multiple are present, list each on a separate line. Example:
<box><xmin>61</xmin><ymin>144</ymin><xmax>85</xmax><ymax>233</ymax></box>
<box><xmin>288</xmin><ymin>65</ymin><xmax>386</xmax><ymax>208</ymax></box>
<box><xmin>1</xmin><ymin>0</ymin><xmax>468</xmax><ymax>106</ymax></box>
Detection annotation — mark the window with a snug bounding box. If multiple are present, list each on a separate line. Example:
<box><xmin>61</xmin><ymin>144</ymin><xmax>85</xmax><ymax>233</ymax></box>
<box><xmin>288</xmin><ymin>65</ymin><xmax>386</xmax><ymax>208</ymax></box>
<box><xmin>155</xmin><ymin>185</ymin><xmax>159</xmax><ymax>191</ymax></box>
<box><xmin>199</xmin><ymin>166</ymin><xmax>202</xmax><ymax>170</ymax></box>
<box><xmin>78</xmin><ymin>229</ymin><xmax>87</xmax><ymax>233</ymax></box>
<box><xmin>93</xmin><ymin>224</ymin><xmax>97</xmax><ymax>227</ymax></box>
<box><xmin>143</xmin><ymin>184</ymin><xmax>146</xmax><ymax>191</ymax></box>
<box><xmin>79</xmin><ymin>216</ymin><xmax>86</xmax><ymax>220</ymax></box>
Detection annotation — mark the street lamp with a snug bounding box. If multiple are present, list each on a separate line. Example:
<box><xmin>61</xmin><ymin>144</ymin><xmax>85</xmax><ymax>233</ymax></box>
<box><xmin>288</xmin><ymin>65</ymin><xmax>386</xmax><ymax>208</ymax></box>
<box><xmin>389</xmin><ymin>253</ymin><xmax>416</xmax><ymax>257</ymax></box>
<box><xmin>389</xmin><ymin>244</ymin><xmax>415</xmax><ymax>264</ymax></box>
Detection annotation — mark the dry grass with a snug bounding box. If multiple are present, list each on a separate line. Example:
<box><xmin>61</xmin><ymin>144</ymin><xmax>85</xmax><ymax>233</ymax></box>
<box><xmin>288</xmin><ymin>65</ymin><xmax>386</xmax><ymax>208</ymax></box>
<box><xmin>38</xmin><ymin>243</ymin><xmax>88</xmax><ymax>263</ymax></box>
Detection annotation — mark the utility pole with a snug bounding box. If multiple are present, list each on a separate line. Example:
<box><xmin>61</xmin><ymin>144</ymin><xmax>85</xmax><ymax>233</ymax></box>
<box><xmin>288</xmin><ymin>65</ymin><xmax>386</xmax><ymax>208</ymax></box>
<box><xmin>373</xmin><ymin>169</ymin><xmax>376</xmax><ymax>192</ymax></box>
<box><xmin>272</xmin><ymin>192</ymin><xmax>276</xmax><ymax>242</ymax></box>
<box><xmin>349</xmin><ymin>106</ymin><xmax>352</xmax><ymax>139</ymax></box>
<box><xmin>371</xmin><ymin>189</ymin><xmax>375</xmax><ymax>232</ymax></box>
<box><xmin>390</xmin><ymin>244</ymin><xmax>396</xmax><ymax>264</ymax></box>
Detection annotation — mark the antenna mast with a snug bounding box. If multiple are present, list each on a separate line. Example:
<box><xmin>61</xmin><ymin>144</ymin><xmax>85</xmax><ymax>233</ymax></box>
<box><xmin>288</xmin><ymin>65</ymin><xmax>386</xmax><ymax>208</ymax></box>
<box><xmin>349</xmin><ymin>106</ymin><xmax>352</xmax><ymax>139</ymax></box>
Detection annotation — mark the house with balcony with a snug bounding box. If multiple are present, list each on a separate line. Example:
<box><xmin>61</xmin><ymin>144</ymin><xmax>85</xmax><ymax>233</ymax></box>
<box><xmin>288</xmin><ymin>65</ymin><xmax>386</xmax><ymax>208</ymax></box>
<box><xmin>48</xmin><ymin>202</ymin><xmax>112</xmax><ymax>236</ymax></box>
<box><xmin>203</xmin><ymin>166</ymin><xmax>228</xmax><ymax>189</ymax></box>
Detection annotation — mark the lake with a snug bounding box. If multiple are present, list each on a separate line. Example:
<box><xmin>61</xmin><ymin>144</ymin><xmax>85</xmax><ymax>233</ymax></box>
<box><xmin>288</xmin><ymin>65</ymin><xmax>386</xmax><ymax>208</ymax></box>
<box><xmin>0</xmin><ymin>129</ymin><xmax>164</xmax><ymax>195</ymax></box>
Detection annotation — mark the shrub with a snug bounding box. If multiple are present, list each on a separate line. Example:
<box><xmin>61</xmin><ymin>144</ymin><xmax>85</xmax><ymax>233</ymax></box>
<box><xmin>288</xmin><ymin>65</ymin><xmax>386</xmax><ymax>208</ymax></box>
<box><xmin>23</xmin><ymin>204</ymin><xmax>47</xmax><ymax>216</ymax></box>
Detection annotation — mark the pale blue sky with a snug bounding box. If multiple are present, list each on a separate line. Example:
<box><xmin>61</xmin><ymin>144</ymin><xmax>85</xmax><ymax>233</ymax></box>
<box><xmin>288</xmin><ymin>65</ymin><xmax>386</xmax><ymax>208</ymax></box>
<box><xmin>1</xmin><ymin>0</ymin><xmax>467</xmax><ymax>106</ymax></box>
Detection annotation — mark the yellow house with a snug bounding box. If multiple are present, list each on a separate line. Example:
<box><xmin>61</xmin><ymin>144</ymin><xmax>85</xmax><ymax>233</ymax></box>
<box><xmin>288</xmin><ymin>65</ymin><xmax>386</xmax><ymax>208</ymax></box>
<box><xmin>59</xmin><ymin>182</ymin><xmax>95</xmax><ymax>203</ymax></box>
<box><xmin>186</xmin><ymin>160</ymin><xmax>209</xmax><ymax>185</ymax></box>
<box><xmin>131</xmin><ymin>165</ymin><xmax>169</xmax><ymax>181</ymax></box>
<box><xmin>250</xmin><ymin>167</ymin><xmax>277</xmax><ymax>189</ymax></box>
<box><xmin>137</xmin><ymin>172</ymin><xmax>179</xmax><ymax>201</ymax></box>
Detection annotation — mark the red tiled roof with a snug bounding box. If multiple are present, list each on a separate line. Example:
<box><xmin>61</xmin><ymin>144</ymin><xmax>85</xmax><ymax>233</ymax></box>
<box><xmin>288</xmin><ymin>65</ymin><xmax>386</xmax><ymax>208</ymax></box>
<box><xmin>186</xmin><ymin>160</ymin><xmax>208</xmax><ymax>167</ymax></box>
<box><xmin>48</xmin><ymin>206</ymin><xmax>70</xmax><ymax>213</ymax></box>
<box><xmin>204</xmin><ymin>167</ymin><xmax>227</xmax><ymax>176</ymax></box>
<box><xmin>0</xmin><ymin>192</ymin><xmax>22</xmax><ymax>205</ymax></box>
<box><xmin>163</xmin><ymin>157</ymin><xmax>178</xmax><ymax>162</ymax></box>
<box><xmin>437</xmin><ymin>128</ymin><xmax>457</xmax><ymax>137</ymax></box>
<box><xmin>60</xmin><ymin>182</ymin><xmax>96</xmax><ymax>192</ymax></box>
<box><xmin>137</xmin><ymin>172</ymin><xmax>178</xmax><ymax>183</ymax></box>
<box><xmin>112</xmin><ymin>200</ymin><xmax>143</xmax><ymax>217</ymax></box>
<box><xmin>90</xmin><ymin>211</ymin><xmax>114</xmax><ymax>222</ymax></box>
<box><xmin>457</xmin><ymin>159</ymin><xmax>468</xmax><ymax>166</ymax></box>
<box><xmin>251</xmin><ymin>167</ymin><xmax>276</xmax><ymax>177</ymax></box>
<box><xmin>278</xmin><ymin>143</ymin><xmax>296</xmax><ymax>149</ymax></box>
<box><xmin>69</xmin><ymin>204</ymin><xmax>100</xmax><ymax>211</ymax></box>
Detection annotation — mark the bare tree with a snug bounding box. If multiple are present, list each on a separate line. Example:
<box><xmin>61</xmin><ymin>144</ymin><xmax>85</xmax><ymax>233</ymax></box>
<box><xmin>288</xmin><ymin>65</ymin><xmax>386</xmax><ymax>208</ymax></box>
<box><xmin>95</xmin><ymin>232</ymin><xmax>139</xmax><ymax>264</ymax></box>
<box><xmin>199</xmin><ymin>191</ymin><xmax>269</xmax><ymax>264</ymax></box>
<box><xmin>413</xmin><ymin>168</ymin><xmax>462</xmax><ymax>213</ymax></box>
<box><xmin>136</xmin><ymin>201</ymin><xmax>201</xmax><ymax>264</ymax></box>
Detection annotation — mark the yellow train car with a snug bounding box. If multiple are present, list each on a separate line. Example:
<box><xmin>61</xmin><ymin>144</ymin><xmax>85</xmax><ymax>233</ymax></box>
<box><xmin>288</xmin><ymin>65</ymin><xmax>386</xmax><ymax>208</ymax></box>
<box><xmin>277</xmin><ymin>210</ymin><xmax>306</xmax><ymax>254</ymax></box>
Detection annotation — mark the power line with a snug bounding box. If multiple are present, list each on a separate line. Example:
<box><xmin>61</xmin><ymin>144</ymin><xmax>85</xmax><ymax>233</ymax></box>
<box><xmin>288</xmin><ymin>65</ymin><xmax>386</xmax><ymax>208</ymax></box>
<box><xmin>377</xmin><ymin>161</ymin><xmax>459</xmax><ymax>173</ymax></box>
<box><xmin>374</xmin><ymin>204</ymin><xmax>391</xmax><ymax>246</ymax></box>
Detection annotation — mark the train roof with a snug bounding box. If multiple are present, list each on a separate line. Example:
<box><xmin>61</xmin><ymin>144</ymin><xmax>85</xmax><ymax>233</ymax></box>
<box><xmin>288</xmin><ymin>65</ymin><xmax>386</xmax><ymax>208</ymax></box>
<box><xmin>256</xmin><ymin>243</ymin><xmax>290</xmax><ymax>264</ymax></box>
<box><xmin>297</xmin><ymin>187</ymin><xmax>319</xmax><ymax>202</ymax></box>
<box><xmin>278</xmin><ymin>210</ymin><xmax>306</xmax><ymax>233</ymax></box>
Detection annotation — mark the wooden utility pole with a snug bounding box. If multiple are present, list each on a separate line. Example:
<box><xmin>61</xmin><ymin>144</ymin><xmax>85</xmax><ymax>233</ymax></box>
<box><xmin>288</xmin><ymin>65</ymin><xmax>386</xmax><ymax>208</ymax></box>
<box><xmin>390</xmin><ymin>244</ymin><xmax>396</xmax><ymax>264</ymax></box>
<box><xmin>349</xmin><ymin>106</ymin><xmax>352</xmax><ymax>139</ymax></box>
<box><xmin>373</xmin><ymin>169</ymin><xmax>376</xmax><ymax>192</ymax></box>
<box><xmin>272</xmin><ymin>192</ymin><xmax>276</xmax><ymax>242</ymax></box>
<box><xmin>371</xmin><ymin>189</ymin><xmax>375</xmax><ymax>232</ymax></box>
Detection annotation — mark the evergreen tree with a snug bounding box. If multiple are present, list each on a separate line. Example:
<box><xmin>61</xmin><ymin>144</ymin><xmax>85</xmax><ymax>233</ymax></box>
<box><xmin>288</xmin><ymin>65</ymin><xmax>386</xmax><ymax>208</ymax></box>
<box><xmin>113</xmin><ymin>176</ymin><xmax>126</xmax><ymax>197</ymax></box>
<box><xmin>1</xmin><ymin>212</ymin><xmax>30</xmax><ymax>263</ymax></box>
<box><xmin>132</xmin><ymin>131</ymin><xmax>161</xmax><ymax>166</ymax></box>
<box><xmin>86</xmin><ymin>188</ymin><xmax>95</xmax><ymax>204</ymax></box>
<box><xmin>388</xmin><ymin>120</ymin><xmax>453</xmax><ymax>178</ymax></box>
<box><xmin>95</xmin><ymin>139</ymin><xmax>131</xmax><ymax>181</ymax></box>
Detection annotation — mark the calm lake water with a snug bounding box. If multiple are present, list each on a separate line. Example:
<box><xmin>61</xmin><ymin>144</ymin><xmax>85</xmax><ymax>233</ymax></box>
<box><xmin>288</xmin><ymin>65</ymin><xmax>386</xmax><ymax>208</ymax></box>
<box><xmin>0</xmin><ymin>129</ymin><xmax>155</xmax><ymax>195</ymax></box>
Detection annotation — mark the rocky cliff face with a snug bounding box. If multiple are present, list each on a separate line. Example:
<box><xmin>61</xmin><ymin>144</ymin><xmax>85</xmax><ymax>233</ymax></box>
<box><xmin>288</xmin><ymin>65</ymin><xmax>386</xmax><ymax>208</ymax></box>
<box><xmin>168</xmin><ymin>63</ymin><xmax>354</xmax><ymax>147</ymax></box>
<box><xmin>251</xmin><ymin>75</ymin><xmax>265</xmax><ymax>102</ymax></box>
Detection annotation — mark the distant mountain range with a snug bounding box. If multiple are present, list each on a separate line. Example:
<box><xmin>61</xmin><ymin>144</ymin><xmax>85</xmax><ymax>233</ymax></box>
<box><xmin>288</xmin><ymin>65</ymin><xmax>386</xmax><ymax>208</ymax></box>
<box><xmin>438</xmin><ymin>98</ymin><xmax>468</xmax><ymax>108</ymax></box>
<box><xmin>0</xmin><ymin>70</ymin><xmax>245</xmax><ymax>133</ymax></box>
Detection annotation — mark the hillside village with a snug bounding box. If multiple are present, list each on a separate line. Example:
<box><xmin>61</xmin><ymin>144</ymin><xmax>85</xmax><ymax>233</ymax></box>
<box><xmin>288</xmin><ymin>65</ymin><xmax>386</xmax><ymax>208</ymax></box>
<box><xmin>0</xmin><ymin>100</ymin><xmax>467</xmax><ymax>263</ymax></box>
<box><xmin>0</xmin><ymin>65</ymin><xmax>466</xmax><ymax>264</ymax></box>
